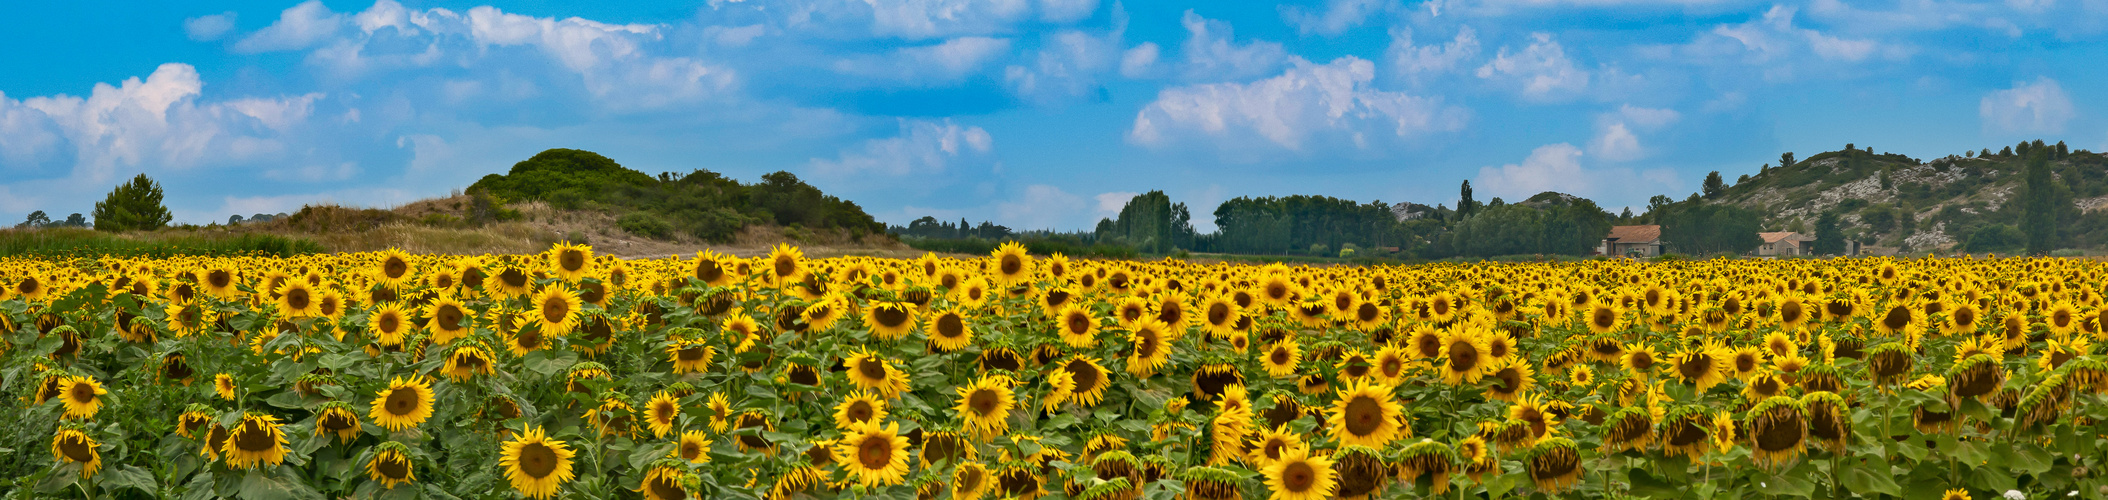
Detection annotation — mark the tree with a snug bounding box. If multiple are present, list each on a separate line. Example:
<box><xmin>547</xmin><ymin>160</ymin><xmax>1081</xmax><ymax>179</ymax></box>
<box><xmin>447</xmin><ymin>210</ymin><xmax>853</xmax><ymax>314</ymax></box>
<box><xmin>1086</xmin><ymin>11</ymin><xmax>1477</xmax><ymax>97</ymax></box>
<box><xmin>1457</xmin><ymin>180</ymin><xmax>1477</xmax><ymax>219</ymax></box>
<box><xmin>1659</xmin><ymin>202</ymin><xmax>1763</xmax><ymax>255</ymax></box>
<box><xmin>1780</xmin><ymin>152</ymin><xmax>1796</xmax><ymax>169</ymax></box>
<box><xmin>92</xmin><ymin>174</ymin><xmax>173</xmax><ymax>232</ymax></box>
<box><xmin>17</xmin><ymin>210</ymin><xmax>50</xmax><ymax>229</ymax></box>
<box><xmin>1702</xmin><ymin>171</ymin><xmax>1726</xmax><ymax>198</ymax></box>
<box><xmin>2022</xmin><ymin>149</ymin><xmax>2056</xmax><ymax>255</ymax></box>
<box><xmin>1812</xmin><ymin>212</ymin><xmax>1844</xmax><ymax>255</ymax></box>
<box><xmin>63</xmin><ymin>213</ymin><xmax>87</xmax><ymax>228</ymax></box>
<box><xmin>229</xmin><ymin>214</ymin><xmax>246</xmax><ymax>225</ymax></box>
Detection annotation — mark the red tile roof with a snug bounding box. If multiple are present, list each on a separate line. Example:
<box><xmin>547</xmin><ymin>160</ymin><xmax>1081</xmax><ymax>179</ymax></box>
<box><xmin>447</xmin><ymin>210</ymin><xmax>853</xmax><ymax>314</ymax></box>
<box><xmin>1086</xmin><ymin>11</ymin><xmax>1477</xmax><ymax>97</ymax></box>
<box><xmin>1605</xmin><ymin>225</ymin><xmax>1660</xmax><ymax>243</ymax></box>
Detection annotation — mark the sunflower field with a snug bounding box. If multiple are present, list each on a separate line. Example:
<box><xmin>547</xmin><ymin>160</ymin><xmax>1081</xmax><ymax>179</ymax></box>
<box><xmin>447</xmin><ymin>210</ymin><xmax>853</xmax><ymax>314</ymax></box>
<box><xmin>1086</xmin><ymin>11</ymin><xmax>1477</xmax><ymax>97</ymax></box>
<box><xmin>2</xmin><ymin>243</ymin><xmax>2107</xmax><ymax>500</ymax></box>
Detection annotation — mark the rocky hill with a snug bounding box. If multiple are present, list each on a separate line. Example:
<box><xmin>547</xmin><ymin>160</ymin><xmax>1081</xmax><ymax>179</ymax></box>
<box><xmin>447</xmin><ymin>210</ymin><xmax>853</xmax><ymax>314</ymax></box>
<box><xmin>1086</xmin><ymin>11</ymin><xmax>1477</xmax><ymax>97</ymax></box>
<box><xmin>1706</xmin><ymin>140</ymin><xmax>2108</xmax><ymax>253</ymax></box>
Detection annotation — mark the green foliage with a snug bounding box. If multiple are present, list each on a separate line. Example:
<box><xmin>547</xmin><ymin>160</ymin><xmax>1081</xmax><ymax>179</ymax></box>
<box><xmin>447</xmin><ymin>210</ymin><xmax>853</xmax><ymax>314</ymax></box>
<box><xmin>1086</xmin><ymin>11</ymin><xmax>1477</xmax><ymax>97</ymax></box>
<box><xmin>466</xmin><ymin>148</ymin><xmax>883</xmax><ymax>243</ymax></box>
<box><xmin>901</xmin><ymin>236</ymin><xmax>1137</xmax><ymax>259</ymax></box>
<box><xmin>1098</xmin><ymin>191</ymin><xmax>1195</xmax><ymax>254</ymax></box>
<box><xmin>1659</xmin><ymin>202</ymin><xmax>1764</xmax><ymax>255</ymax></box>
<box><xmin>1965</xmin><ymin>224</ymin><xmax>2025</xmax><ymax>253</ymax></box>
<box><xmin>615</xmin><ymin>212</ymin><xmax>672</xmax><ymax>240</ymax></box>
<box><xmin>1207</xmin><ymin>194</ymin><xmax>1406</xmax><ymax>255</ymax></box>
<box><xmin>2023</xmin><ymin>149</ymin><xmax>2058</xmax><ymax>255</ymax></box>
<box><xmin>1702</xmin><ymin>171</ymin><xmax>1726</xmax><ymax>198</ymax></box>
<box><xmin>92</xmin><ymin>174</ymin><xmax>173</xmax><ymax>232</ymax></box>
<box><xmin>0</xmin><ymin>228</ymin><xmax>324</xmax><ymax>258</ymax></box>
<box><xmin>1813</xmin><ymin>211</ymin><xmax>1844</xmax><ymax>255</ymax></box>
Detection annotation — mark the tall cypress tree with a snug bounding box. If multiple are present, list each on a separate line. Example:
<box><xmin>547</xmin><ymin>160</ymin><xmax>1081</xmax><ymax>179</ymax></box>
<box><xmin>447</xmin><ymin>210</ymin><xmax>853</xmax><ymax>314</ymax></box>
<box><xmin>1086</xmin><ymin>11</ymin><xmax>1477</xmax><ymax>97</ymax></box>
<box><xmin>2023</xmin><ymin>149</ymin><xmax>2055</xmax><ymax>255</ymax></box>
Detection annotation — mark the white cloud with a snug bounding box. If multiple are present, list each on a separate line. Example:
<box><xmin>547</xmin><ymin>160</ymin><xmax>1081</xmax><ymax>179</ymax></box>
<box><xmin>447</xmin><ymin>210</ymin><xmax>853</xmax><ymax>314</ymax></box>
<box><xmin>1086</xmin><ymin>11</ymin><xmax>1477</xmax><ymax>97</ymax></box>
<box><xmin>1177</xmin><ymin>10</ymin><xmax>1289</xmax><ymax>81</ymax></box>
<box><xmin>1587</xmin><ymin>105</ymin><xmax>1678</xmax><ymax>161</ymax></box>
<box><xmin>1130</xmin><ymin>56</ymin><xmax>1468</xmax><ymax>151</ymax></box>
<box><xmin>234</xmin><ymin>1</ymin><xmax>345</xmax><ymax>53</ymax></box>
<box><xmin>1674</xmin><ymin>5</ymin><xmax>1912</xmax><ymax>80</ymax></box>
<box><xmin>354</xmin><ymin>0</ymin><xmax>412</xmax><ymax>33</ymax></box>
<box><xmin>1980</xmin><ymin>76</ymin><xmax>2076</xmax><ymax>134</ymax></box>
<box><xmin>1281</xmin><ymin>0</ymin><xmax>1385</xmax><ymax>36</ymax></box>
<box><xmin>224</xmin><ymin>93</ymin><xmax>325</xmax><ymax>132</ymax></box>
<box><xmin>1040</xmin><ymin>0</ymin><xmax>1100</xmax><ymax>23</ymax></box>
<box><xmin>836</xmin><ymin>37</ymin><xmax>1013</xmax><ymax>86</ymax></box>
<box><xmin>1094</xmin><ymin>191</ymin><xmax>1138</xmax><ymax>216</ymax></box>
<box><xmin>1386</xmin><ymin>25</ymin><xmax>1480</xmax><ymax>85</ymax></box>
<box><xmin>1613</xmin><ymin>104</ymin><xmax>1680</xmax><ymax>128</ymax></box>
<box><xmin>1474</xmin><ymin>32</ymin><xmax>1588</xmax><ymax>101</ymax></box>
<box><xmin>997</xmin><ymin>185</ymin><xmax>1091</xmax><ymax>230</ymax></box>
<box><xmin>1006</xmin><ymin>30</ymin><xmax>1120</xmax><ymax>103</ymax></box>
<box><xmin>867</xmin><ymin>0</ymin><xmax>1033</xmax><ymax>39</ymax></box>
<box><xmin>1120</xmin><ymin>42</ymin><xmax>1160</xmax><ymax>78</ymax></box>
<box><xmin>1589</xmin><ymin>122</ymin><xmax>1642</xmax><ymax>161</ymax></box>
<box><xmin>812</xmin><ymin>118</ymin><xmax>995</xmax><ymax>176</ymax></box>
<box><xmin>1475</xmin><ymin>143</ymin><xmax>1680</xmax><ymax>204</ymax></box>
<box><xmin>185</xmin><ymin>12</ymin><xmax>238</xmax><ymax>41</ymax></box>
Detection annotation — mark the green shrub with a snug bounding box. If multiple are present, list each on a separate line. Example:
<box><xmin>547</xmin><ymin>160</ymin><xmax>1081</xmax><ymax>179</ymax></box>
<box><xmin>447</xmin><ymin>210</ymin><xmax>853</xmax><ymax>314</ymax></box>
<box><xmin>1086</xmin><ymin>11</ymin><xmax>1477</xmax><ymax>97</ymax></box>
<box><xmin>92</xmin><ymin>174</ymin><xmax>173</xmax><ymax>232</ymax></box>
<box><xmin>617</xmin><ymin>212</ymin><xmax>673</xmax><ymax>240</ymax></box>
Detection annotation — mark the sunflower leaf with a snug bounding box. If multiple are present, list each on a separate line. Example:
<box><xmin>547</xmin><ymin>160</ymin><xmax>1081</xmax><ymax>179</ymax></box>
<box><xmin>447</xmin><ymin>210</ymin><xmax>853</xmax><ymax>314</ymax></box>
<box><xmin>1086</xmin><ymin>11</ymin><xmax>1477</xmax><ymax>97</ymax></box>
<box><xmin>1839</xmin><ymin>456</ymin><xmax>1901</xmax><ymax>497</ymax></box>
<box><xmin>1952</xmin><ymin>440</ymin><xmax>1993</xmax><ymax>468</ymax></box>
<box><xmin>2003</xmin><ymin>445</ymin><xmax>2052</xmax><ymax>475</ymax></box>
<box><xmin>1758</xmin><ymin>469</ymin><xmax>1816</xmax><ymax>497</ymax></box>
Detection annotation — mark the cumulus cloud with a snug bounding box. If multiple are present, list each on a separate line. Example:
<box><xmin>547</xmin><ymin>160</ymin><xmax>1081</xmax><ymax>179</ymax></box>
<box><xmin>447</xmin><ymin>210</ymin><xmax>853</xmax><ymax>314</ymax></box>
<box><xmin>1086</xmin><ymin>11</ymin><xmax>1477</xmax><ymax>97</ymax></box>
<box><xmin>1673</xmin><ymin>5</ymin><xmax>1912</xmax><ymax>80</ymax></box>
<box><xmin>1281</xmin><ymin>0</ymin><xmax>1385</xmax><ymax>36</ymax></box>
<box><xmin>185</xmin><ymin>12</ymin><xmax>238</xmax><ymax>41</ymax></box>
<box><xmin>1387</xmin><ymin>26</ymin><xmax>1480</xmax><ymax>85</ymax></box>
<box><xmin>1177</xmin><ymin>10</ymin><xmax>1289</xmax><ymax>82</ymax></box>
<box><xmin>1006</xmin><ymin>30</ymin><xmax>1122</xmax><ymax>103</ymax></box>
<box><xmin>1130</xmin><ymin>56</ymin><xmax>1468</xmax><ymax>151</ymax></box>
<box><xmin>866</xmin><ymin>0</ymin><xmax>1032</xmax><ymax>39</ymax></box>
<box><xmin>812</xmin><ymin>118</ymin><xmax>995</xmax><ymax>176</ymax></box>
<box><xmin>1980</xmin><ymin>77</ymin><xmax>2076</xmax><ymax>134</ymax></box>
<box><xmin>1040</xmin><ymin>0</ymin><xmax>1100</xmax><ymax>23</ymax></box>
<box><xmin>1475</xmin><ymin>143</ymin><xmax>1679</xmax><ymax>205</ymax></box>
<box><xmin>1474</xmin><ymin>32</ymin><xmax>1588</xmax><ymax>101</ymax></box>
<box><xmin>1120</xmin><ymin>42</ymin><xmax>1160</xmax><ymax>78</ymax></box>
<box><xmin>234</xmin><ymin>1</ymin><xmax>345</xmax><ymax>53</ymax></box>
<box><xmin>1588</xmin><ymin>105</ymin><xmax>1679</xmax><ymax>161</ymax></box>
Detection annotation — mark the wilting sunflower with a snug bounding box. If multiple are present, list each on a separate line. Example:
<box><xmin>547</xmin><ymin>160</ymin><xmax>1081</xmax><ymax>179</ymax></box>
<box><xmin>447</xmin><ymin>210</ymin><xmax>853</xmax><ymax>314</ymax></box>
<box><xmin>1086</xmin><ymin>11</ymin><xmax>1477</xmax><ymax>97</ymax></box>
<box><xmin>223</xmin><ymin>413</ymin><xmax>290</xmax><ymax>469</ymax></box>
<box><xmin>370</xmin><ymin>375</ymin><xmax>435</xmax><ymax>432</ymax></box>
<box><xmin>315</xmin><ymin>402</ymin><xmax>361</xmax><ymax>443</ymax></box>
<box><xmin>368</xmin><ymin>442</ymin><xmax>417</xmax><ymax>489</ymax></box>
<box><xmin>1525</xmin><ymin>437</ymin><xmax>1583</xmax><ymax>493</ymax></box>
<box><xmin>666</xmin><ymin>340</ymin><xmax>715</xmax><ymax>374</ymax></box>
<box><xmin>58</xmin><ymin>376</ymin><xmax>106</xmax><ymax>420</ymax></box>
<box><xmin>836</xmin><ymin>420</ymin><xmax>911</xmax><ymax>487</ymax></box>
<box><xmin>1262</xmin><ymin>446</ymin><xmax>1337</xmax><ymax>500</ymax></box>
<box><xmin>531</xmin><ymin>286</ymin><xmax>582</xmax><ymax>336</ymax></box>
<box><xmin>52</xmin><ymin>427</ymin><xmax>102</xmax><ymax>478</ymax></box>
<box><xmin>635</xmin><ymin>464</ymin><xmax>691</xmax><ymax>500</ymax></box>
<box><xmin>442</xmin><ymin>345</ymin><xmax>495</xmax><ymax>381</ymax></box>
<box><xmin>1484</xmin><ymin>358</ymin><xmax>1535</xmax><ymax>402</ymax></box>
<box><xmin>370</xmin><ymin>304</ymin><xmax>410</xmax><ymax>346</ymax></box>
<box><xmin>955</xmin><ymin>376</ymin><xmax>1016</xmax><ymax>439</ymax></box>
<box><xmin>501</xmin><ymin>425</ymin><xmax>578</xmax><ymax>500</ymax></box>
<box><xmin>676</xmin><ymin>430</ymin><xmax>712</xmax><ymax>464</ymax></box>
<box><xmin>176</xmin><ymin>406</ymin><xmax>214</xmax><ymax>439</ymax></box>
<box><xmin>843</xmin><ymin>348</ymin><xmax>911</xmax><ymax>398</ymax></box>
<box><xmin>864</xmin><ymin>301</ymin><xmax>917</xmax><ymax>341</ymax></box>
<box><xmin>1746</xmin><ymin>396</ymin><xmax>1807</xmax><ymax>469</ymax></box>
<box><xmin>645</xmin><ymin>391</ymin><xmax>681</xmax><ymax>438</ymax></box>
<box><xmin>927</xmin><ymin>308</ymin><xmax>974</xmax><ymax>352</ymax></box>
<box><xmin>1328</xmin><ymin>379</ymin><xmax>1406</xmax><ymax>449</ymax></box>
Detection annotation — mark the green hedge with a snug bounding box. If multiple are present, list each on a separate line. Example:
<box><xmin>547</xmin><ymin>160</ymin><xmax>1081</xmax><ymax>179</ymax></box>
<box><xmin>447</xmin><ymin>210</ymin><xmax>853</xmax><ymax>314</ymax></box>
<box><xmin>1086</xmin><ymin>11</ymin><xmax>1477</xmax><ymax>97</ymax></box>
<box><xmin>0</xmin><ymin>228</ymin><xmax>325</xmax><ymax>259</ymax></box>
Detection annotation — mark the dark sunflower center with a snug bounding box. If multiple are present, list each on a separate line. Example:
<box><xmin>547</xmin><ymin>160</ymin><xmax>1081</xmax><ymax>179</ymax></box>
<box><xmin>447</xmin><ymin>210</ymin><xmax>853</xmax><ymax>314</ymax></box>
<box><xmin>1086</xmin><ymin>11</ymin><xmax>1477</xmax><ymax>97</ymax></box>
<box><xmin>437</xmin><ymin>305</ymin><xmax>464</xmax><ymax>331</ymax></box>
<box><xmin>1000</xmin><ymin>255</ymin><xmax>1022</xmax><ymax>275</ymax></box>
<box><xmin>1883</xmin><ymin>307</ymin><xmax>1911</xmax><ymax>330</ymax></box>
<box><xmin>377</xmin><ymin>454</ymin><xmax>411</xmax><ymax>479</ymax></box>
<box><xmin>1357</xmin><ymin>303</ymin><xmax>1380</xmax><ymax>322</ymax></box>
<box><xmin>322</xmin><ymin>411</ymin><xmax>355</xmax><ymax>431</ymax></box>
<box><xmin>937</xmin><ymin>314</ymin><xmax>965</xmax><ymax>339</ymax></box>
<box><xmin>286</xmin><ymin>288</ymin><xmax>311</xmax><ymax>309</ymax></box>
<box><xmin>1593</xmin><ymin>308</ymin><xmax>1615</xmax><ymax>328</ymax></box>
<box><xmin>857</xmin><ymin>358</ymin><xmax>887</xmax><ymax>380</ymax></box>
<box><xmin>1734</xmin><ymin>353</ymin><xmax>1757</xmax><ymax>372</ymax></box>
<box><xmin>1342</xmin><ymin>356</ymin><xmax>1369</xmax><ymax>378</ymax></box>
<box><xmin>857</xmin><ymin>436</ymin><xmax>894</xmax><ymax>469</ymax></box>
<box><xmin>680</xmin><ymin>442</ymin><xmax>702</xmax><ymax>460</ymax></box>
<box><xmin>1754</xmin><ymin>414</ymin><xmax>1804</xmax><ymax>451</ymax></box>
<box><xmin>1282</xmin><ymin>461</ymin><xmax>1316</xmax><ymax>491</ymax></box>
<box><xmin>500</xmin><ymin>269</ymin><xmax>528</xmax><ymax>288</ymax></box>
<box><xmin>1209</xmin><ymin>303</ymin><xmax>1231</xmax><ymax>324</ymax></box>
<box><xmin>1629</xmin><ymin>352</ymin><xmax>1654</xmax><ymax>370</ymax></box>
<box><xmin>208</xmin><ymin>270</ymin><xmax>231</xmax><ymax>288</ymax></box>
<box><xmin>1266</xmin><ymin>283</ymin><xmax>1287</xmax><ymax>300</ymax></box>
<box><xmin>1492</xmin><ymin>368</ymin><xmax>1520</xmax><ymax>393</ymax></box>
<box><xmin>1067</xmin><ymin>361</ymin><xmax>1102</xmax><ymax>392</ymax></box>
<box><xmin>1067</xmin><ymin>313</ymin><xmax>1092</xmax><ymax>335</ymax></box>
<box><xmin>57</xmin><ymin>436</ymin><xmax>95</xmax><ymax>462</ymax></box>
<box><xmin>1271</xmin><ymin>347</ymin><xmax>1291</xmax><ymax>365</ymax></box>
<box><xmin>969</xmin><ymin>389</ymin><xmax>1002</xmax><ymax>416</ymax></box>
<box><xmin>1678</xmin><ymin>354</ymin><xmax>1712</xmax><ymax>380</ymax></box>
<box><xmin>234</xmin><ymin>421</ymin><xmax>277</xmax><ymax>452</ymax></box>
<box><xmin>517</xmin><ymin>329</ymin><xmax>543</xmax><ymax>349</ymax></box>
<box><xmin>558</xmin><ymin>250</ymin><xmax>585</xmax><ymax>273</ymax></box>
<box><xmin>1344</xmin><ymin>396</ymin><xmax>1384</xmax><ymax>436</ymax></box>
<box><xmin>695</xmin><ymin>260</ymin><xmax>722</xmax><ymax>282</ymax></box>
<box><xmin>1415</xmin><ymin>336</ymin><xmax>1443</xmax><ymax>357</ymax></box>
<box><xmin>68</xmin><ymin>382</ymin><xmax>95</xmax><ymax>404</ymax></box>
<box><xmin>1136</xmin><ymin>331</ymin><xmax>1160</xmax><ymax>357</ymax></box>
<box><xmin>1667</xmin><ymin>420</ymin><xmax>1707</xmax><ymax>446</ymax></box>
<box><xmin>1158</xmin><ymin>303</ymin><xmax>1183</xmax><ymax>325</ymax></box>
<box><xmin>1448</xmin><ymin>342</ymin><xmax>1480</xmax><ymax>373</ymax></box>
<box><xmin>580</xmin><ymin>283</ymin><xmax>605</xmax><ymax>305</ymax></box>
<box><xmin>541</xmin><ymin>297</ymin><xmax>570</xmax><ymax>324</ymax></box>
<box><xmin>1263</xmin><ymin>440</ymin><xmax>1286</xmax><ymax>460</ymax></box>
<box><xmin>847</xmin><ymin>401</ymin><xmax>873</xmax><ymax>421</ymax></box>
<box><xmin>378</xmin><ymin>313</ymin><xmax>402</xmax><ymax>333</ymax></box>
<box><xmin>518</xmin><ymin>443</ymin><xmax>558</xmax><ymax>478</ymax></box>
<box><xmin>386</xmin><ymin>389</ymin><xmax>420</xmax><ymax>416</ymax></box>
<box><xmin>874</xmin><ymin>307</ymin><xmax>909</xmax><ymax>328</ymax></box>
<box><xmin>957</xmin><ymin>468</ymin><xmax>984</xmax><ymax>492</ymax></box>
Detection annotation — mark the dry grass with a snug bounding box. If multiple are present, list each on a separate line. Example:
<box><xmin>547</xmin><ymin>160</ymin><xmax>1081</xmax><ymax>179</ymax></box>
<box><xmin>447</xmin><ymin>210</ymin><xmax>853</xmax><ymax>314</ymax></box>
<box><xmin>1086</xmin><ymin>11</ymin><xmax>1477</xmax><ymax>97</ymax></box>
<box><xmin>218</xmin><ymin>199</ymin><xmax>911</xmax><ymax>258</ymax></box>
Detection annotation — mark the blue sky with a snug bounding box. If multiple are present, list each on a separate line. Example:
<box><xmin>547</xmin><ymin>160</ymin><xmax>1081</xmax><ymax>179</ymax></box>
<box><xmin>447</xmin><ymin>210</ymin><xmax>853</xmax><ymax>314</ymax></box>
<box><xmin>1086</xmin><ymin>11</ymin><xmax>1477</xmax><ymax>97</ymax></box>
<box><xmin>2</xmin><ymin>0</ymin><xmax>2104</xmax><ymax>231</ymax></box>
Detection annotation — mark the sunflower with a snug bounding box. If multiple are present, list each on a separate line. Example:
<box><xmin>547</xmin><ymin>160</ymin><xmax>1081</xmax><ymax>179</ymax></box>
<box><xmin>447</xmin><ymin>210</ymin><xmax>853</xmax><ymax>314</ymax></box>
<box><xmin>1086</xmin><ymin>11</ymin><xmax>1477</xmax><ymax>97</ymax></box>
<box><xmin>1946</xmin><ymin>302</ymin><xmax>1983</xmax><ymax>335</ymax></box>
<box><xmin>442</xmin><ymin>344</ymin><xmax>495</xmax><ymax>381</ymax></box>
<box><xmin>1261</xmin><ymin>339</ymin><xmax>1301</xmax><ymax>378</ymax></box>
<box><xmin>1524</xmin><ymin>437</ymin><xmax>1582</xmax><ymax>493</ymax></box>
<box><xmin>1622</xmin><ymin>343</ymin><xmax>1661</xmax><ymax>377</ymax></box>
<box><xmin>927</xmin><ymin>308</ymin><xmax>974</xmax><ymax>352</ymax></box>
<box><xmin>1584</xmin><ymin>303</ymin><xmax>1623</xmax><ymax>334</ymax></box>
<box><xmin>215</xmin><ymin>373</ymin><xmax>238</xmax><ymax>400</ymax></box>
<box><xmin>424</xmin><ymin>296</ymin><xmax>471</xmax><ymax>344</ymax></box>
<box><xmin>58</xmin><ymin>376</ymin><xmax>106</xmax><ymax>420</ymax></box>
<box><xmin>1057</xmin><ymin>304</ymin><xmax>1101</xmax><ymax>348</ymax></box>
<box><xmin>705</xmin><ymin>392</ymin><xmax>733</xmax><ymax>433</ymax></box>
<box><xmin>176</xmin><ymin>407</ymin><xmax>214</xmax><ymax>439</ymax></box>
<box><xmin>1246</xmin><ymin>424</ymin><xmax>1307</xmax><ymax>467</ymax></box>
<box><xmin>370</xmin><ymin>375</ymin><xmax>435</xmax><ymax>432</ymax></box>
<box><xmin>842</xmin><ymin>349</ymin><xmax>912</xmax><ymax>399</ymax></box>
<box><xmin>801</xmin><ymin>294</ymin><xmax>848</xmax><ymax>331</ymax></box>
<box><xmin>316</xmin><ymin>402</ymin><xmax>362</xmax><ymax>443</ymax></box>
<box><xmin>1670</xmin><ymin>342</ymin><xmax>1729</xmax><ymax>393</ymax></box>
<box><xmin>368</xmin><ymin>442</ymin><xmax>417</xmax><ymax>489</ymax></box>
<box><xmin>956</xmin><ymin>376</ymin><xmax>1016</xmax><ymax>439</ymax></box>
<box><xmin>1262</xmin><ymin>446</ymin><xmax>1336</xmax><ymax>500</ymax></box>
<box><xmin>201</xmin><ymin>265</ymin><xmax>241</xmax><ymax>299</ymax></box>
<box><xmin>1746</xmin><ymin>396</ymin><xmax>1807</xmax><ymax>469</ymax></box>
<box><xmin>371</xmin><ymin>249</ymin><xmax>414</xmax><ymax>289</ymax></box>
<box><xmin>1055</xmin><ymin>356</ymin><xmax>1112</xmax><ymax>408</ymax></box>
<box><xmin>545</xmin><ymin>242</ymin><xmax>593</xmax><ymax>282</ymax></box>
<box><xmin>501</xmin><ymin>425</ymin><xmax>577</xmax><ymax>499</ymax></box>
<box><xmin>676</xmin><ymin>430</ymin><xmax>712</xmax><ymax>463</ymax></box>
<box><xmin>721</xmin><ymin>311</ymin><xmax>761</xmax><ymax>352</ymax></box>
<box><xmin>1126</xmin><ymin>319</ymin><xmax>1173</xmax><ymax>376</ymax></box>
<box><xmin>646</xmin><ymin>391</ymin><xmax>681</xmax><ymax>438</ymax></box>
<box><xmin>1871</xmin><ymin>302</ymin><xmax>1922</xmax><ymax>337</ymax></box>
<box><xmin>370</xmin><ymin>303</ymin><xmax>410</xmax><ymax>346</ymax></box>
<box><xmin>1199</xmin><ymin>294</ymin><xmax>1242</xmax><ymax>338</ymax></box>
<box><xmin>1328</xmin><ymin>379</ymin><xmax>1406</xmax><ymax>448</ymax></box>
<box><xmin>765</xmin><ymin>244</ymin><xmax>808</xmax><ymax>288</ymax></box>
<box><xmin>1439</xmin><ymin>329</ymin><xmax>1491</xmax><ymax>385</ymax></box>
<box><xmin>836</xmin><ymin>420</ymin><xmax>911</xmax><ymax>487</ymax></box>
<box><xmin>223</xmin><ymin>413</ymin><xmax>290</xmax><ymax>469</ymax></box>
<box><xmin>636</xmin><ymin>465</ymin><xmax>691</xmax><ymax>500</ymax></box>
<box><xmin>689</xmin><ymin>250</ymin><xmax>736</xmax><ymax>287</ymax></box>
<box><xmin>52</xmin><ymin>428</ymin><xmax>102</xmax><ymax>478</ymax></box>
<box><xmin>864</xmin><ymin>301</ymin><xmax>917</xmax><ymax>340</ymax></box>
<box><xmin>1943</xmin><ymin>490</ymin><xmax>1971</xmax><ymax>500</ymax></box>
<box><xmin>990</xmin><ymin>241</ymin><xmax>1033</xmax><ymax>285</ymax></box>
<box><xmin>277</xmin><ymin>280</ymin><xmax>320</xmax><ymax>318</ymax></box>
<box><xmin>2046</xmin><ymin>302</ymin><xmax>2081</xmax><ymax>336</ymax></box>
<box><xmin>531</xmin><ymin>286</ymin><xmax>582</xmax><ymax>336</ymax></box>
<box><xmin>1484</xmin><ymin>358</ymin><xmax>1535</xmax><ymax>402</ymax></box>
<box><xmin>666</xmin><ymin>340</ymin><xmax>715</xmax><ymax>374</ymax></box>
<box><xmin>953</xmin><ymin>462</ymin><xmax>994</xmax><ymax>500</ymax></box>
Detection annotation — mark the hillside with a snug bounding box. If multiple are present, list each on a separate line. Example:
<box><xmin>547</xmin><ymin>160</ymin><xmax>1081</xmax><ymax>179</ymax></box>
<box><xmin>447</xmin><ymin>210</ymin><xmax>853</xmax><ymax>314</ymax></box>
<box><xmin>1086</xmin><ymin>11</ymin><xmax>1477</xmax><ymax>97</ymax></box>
<box><xmin>1705</xmin><ymin>140</ymin><xmax>2108</xmax><ymax>253</ymax></box>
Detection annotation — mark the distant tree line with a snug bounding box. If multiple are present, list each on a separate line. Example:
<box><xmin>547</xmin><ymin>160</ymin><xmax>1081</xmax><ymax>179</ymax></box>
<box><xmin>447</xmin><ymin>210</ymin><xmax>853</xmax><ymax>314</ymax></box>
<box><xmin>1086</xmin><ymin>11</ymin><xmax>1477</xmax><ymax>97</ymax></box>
<box><xmin>13</xmin><ymin>173</ymin><xmax>173</xmax><ymax>232</ymax></box>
